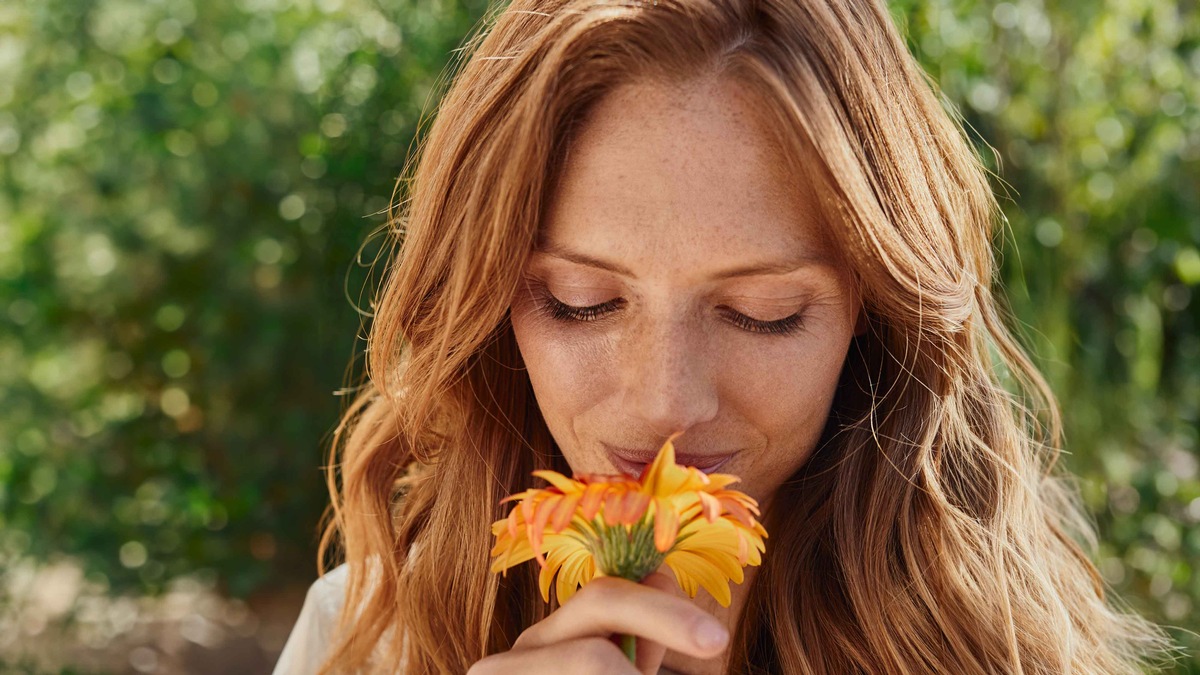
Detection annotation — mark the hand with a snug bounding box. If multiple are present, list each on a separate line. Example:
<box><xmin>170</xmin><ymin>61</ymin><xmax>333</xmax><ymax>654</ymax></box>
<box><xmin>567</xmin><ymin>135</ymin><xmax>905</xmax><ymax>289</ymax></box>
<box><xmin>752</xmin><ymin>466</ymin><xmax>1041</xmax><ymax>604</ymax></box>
<box><xmin>466</xmin><ymin>570</ymin><xmax>730</xmax><ymax>674</ymax></box>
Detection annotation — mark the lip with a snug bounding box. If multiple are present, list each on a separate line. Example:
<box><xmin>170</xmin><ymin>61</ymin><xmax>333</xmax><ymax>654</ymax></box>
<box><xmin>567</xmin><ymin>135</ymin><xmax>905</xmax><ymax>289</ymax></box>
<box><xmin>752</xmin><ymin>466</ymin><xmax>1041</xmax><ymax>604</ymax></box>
<box><xmin>603</xmin><ymin>443</ymin><xmax>736</xmax><ymax>477</ymax></box>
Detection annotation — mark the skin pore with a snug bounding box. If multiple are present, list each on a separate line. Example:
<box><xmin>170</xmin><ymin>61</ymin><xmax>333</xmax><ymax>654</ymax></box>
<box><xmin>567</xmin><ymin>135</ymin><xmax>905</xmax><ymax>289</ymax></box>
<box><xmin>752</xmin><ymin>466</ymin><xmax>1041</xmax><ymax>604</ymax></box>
<box><xmin>508</xmin><ymin>74</ymin><xmax>864</xmax><ymax>673</ymax></box>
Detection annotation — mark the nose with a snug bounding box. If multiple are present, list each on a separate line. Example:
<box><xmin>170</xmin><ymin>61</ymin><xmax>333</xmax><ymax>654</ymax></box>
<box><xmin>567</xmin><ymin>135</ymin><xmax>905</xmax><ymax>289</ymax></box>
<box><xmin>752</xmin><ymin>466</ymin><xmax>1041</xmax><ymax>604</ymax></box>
<box><xmin>617</xmin><ymin>312</ymin><xmax>719</xmax><ymax>438</ymax></box>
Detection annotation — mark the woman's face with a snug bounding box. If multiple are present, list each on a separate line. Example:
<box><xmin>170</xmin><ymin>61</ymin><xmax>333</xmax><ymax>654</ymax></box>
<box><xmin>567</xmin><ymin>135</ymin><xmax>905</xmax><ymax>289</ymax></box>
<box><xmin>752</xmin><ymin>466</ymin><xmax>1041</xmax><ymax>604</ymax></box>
<box><xmin>509</xmin><ymin>75</ymin><xmax>863</xmax><ymax>511</ymax></box>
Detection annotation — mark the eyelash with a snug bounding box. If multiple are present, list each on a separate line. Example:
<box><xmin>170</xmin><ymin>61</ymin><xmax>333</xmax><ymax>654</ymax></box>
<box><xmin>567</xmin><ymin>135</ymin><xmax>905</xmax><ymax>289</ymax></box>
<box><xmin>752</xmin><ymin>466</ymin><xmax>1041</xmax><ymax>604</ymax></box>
<box><xmin>537</xmin><ymin>292</ymin><xmax>806</xmax><ymax>336</ymax></box>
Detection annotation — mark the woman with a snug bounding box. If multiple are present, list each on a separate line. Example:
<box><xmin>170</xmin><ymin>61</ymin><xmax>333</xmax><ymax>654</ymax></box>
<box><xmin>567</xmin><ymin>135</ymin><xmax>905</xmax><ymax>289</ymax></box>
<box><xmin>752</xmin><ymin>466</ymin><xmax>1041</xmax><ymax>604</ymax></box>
<box><xmin>274</xmin><ymin>0</ymin><xmax>1174</xmax><ymax>673</ymax></box>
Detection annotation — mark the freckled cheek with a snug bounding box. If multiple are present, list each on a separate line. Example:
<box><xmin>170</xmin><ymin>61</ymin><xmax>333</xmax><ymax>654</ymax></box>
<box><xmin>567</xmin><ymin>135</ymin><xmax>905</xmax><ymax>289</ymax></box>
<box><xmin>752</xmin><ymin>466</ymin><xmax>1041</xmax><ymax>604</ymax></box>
<box><xmin>510</xmin><ymin>313</ymin><xmax>616</xmax><ymax>424</ymax></box>
<box><xmin>720</xmin><ymin>337</ymin><xmax>847</xmax><ymax>432</ymax></box>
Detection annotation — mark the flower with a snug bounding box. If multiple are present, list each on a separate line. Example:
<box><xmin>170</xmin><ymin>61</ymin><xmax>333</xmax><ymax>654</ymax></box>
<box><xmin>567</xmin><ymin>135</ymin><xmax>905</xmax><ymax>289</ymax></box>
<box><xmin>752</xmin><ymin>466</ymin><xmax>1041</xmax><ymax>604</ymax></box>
<box><xmin>489</xmin><ymin>433</ymin><xmax>768</xmax><ymax>609</ymax></box>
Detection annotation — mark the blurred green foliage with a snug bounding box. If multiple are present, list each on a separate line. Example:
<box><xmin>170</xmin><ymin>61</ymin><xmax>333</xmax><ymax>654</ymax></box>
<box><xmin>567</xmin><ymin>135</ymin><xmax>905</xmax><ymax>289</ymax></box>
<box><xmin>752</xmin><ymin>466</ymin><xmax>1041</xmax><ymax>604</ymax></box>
<box><xmin>889</xmin><ymin>0</ymin><xmax>1200</xmax><ymax>667</ymax></box>
<box><xmin>0</xmin><ymin>0</ymin><xmax>1197</xmax><ymax>669</ymax></box>
<box><xmin>0</xmin><ymin>0</ymin><xmax>490</xmax><ymax>599</ymax></box>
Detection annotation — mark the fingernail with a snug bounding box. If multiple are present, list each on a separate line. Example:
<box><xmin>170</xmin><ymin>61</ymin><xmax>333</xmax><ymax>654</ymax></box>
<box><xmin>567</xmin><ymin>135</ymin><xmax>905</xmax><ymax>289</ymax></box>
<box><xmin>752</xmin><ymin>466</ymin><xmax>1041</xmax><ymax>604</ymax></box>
<box><xmin>693</xmin><ymin>620</ymin><xmax>728</xmax><ymax>650</ymax></box>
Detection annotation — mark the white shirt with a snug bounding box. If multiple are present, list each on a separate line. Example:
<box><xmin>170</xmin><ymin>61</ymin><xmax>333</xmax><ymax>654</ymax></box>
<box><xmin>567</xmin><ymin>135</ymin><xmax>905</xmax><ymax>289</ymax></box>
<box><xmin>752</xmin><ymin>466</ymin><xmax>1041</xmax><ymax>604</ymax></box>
<box><xmin>272</xmin><ymin>563</ymin><xmax>354</xmax><ymax>675</ymax></box>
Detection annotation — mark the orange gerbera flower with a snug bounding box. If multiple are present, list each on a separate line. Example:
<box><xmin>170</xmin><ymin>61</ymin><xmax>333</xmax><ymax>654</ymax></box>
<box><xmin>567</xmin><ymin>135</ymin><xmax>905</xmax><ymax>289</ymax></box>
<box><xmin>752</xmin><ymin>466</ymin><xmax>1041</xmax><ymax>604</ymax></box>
<box><xmin>489</xmin><ymin>434</ymin><xmax>768</xmax><ymax>610</ymax></box>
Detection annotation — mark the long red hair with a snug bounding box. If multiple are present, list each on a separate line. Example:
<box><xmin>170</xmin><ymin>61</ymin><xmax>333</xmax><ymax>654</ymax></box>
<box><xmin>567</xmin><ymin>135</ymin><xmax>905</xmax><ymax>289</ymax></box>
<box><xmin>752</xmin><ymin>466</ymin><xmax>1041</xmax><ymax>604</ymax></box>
<box><xmin>315</xmin><ymin>1</ymin><xmax>1173</xmax><ymax>672</ymax></box>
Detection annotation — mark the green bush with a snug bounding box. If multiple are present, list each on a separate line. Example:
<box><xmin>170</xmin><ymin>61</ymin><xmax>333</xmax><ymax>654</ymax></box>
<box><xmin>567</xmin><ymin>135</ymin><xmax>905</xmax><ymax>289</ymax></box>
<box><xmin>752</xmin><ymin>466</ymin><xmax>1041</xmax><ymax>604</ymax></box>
<box><xmin>0</xmin><ymin>0</ymin><xmax>490</xmax><ymax>596</ymax></box>
<box><xmin>891</xmin><ymin>0</ymin><xmax>1199</xmax><ymax>667</ymax></box>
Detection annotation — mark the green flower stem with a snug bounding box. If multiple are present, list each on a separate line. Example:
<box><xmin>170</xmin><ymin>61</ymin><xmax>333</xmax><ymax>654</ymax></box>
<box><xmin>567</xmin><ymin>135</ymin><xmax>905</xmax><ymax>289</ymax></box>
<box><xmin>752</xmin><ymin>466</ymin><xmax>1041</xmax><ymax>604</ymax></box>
<box><xmin>587</xmin><ymin>515</ymin><xmax>665</xmax><ymax>666</ymax></box>
<box><xmin>620</xmin><ymin>633</ymin><xmax>637</xmax><ymax>663</ymax></box>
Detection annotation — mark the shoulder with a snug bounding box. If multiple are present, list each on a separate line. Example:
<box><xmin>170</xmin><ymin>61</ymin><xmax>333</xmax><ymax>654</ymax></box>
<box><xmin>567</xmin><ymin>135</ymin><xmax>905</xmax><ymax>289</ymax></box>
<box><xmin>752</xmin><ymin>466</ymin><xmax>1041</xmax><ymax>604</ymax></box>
<box><xmin>271</xmin><ymin>564</ymin><xmax>352</xmax><ymax>675</ymax></box>
<box><xmin>272</xmin><ymin>559</ymin><xmax>405</xmax><ymax>675</ymax></box>
<box><xmin>308</xmin><ymin>562</ymin><xmax>351</xmax><ymax>615</ymax></box>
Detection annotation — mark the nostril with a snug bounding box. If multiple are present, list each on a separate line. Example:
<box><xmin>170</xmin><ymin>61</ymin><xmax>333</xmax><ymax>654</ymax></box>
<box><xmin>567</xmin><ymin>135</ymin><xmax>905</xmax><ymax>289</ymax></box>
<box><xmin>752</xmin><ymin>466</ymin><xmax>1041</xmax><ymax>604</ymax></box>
<box><xmin>620</xmin><ymin>385</ymin><xmax>720</xmax><ymax>433</ymax></box>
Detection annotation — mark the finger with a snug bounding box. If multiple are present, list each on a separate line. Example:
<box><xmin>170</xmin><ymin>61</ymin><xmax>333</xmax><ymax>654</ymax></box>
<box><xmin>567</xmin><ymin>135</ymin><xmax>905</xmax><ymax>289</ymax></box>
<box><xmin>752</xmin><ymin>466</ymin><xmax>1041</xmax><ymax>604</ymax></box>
<box><xmin>633</xmin><ymin>572</ymin><xmax>675</xmax><ymax>674</ymax></box>
<box><xmin>513</xmin><ymin>575</ymin><xmax>729</xmax><ymax>660</ymax></box>
<box><xmin>649</xmin><ymin>563</ymin><xmax>691</xmax><ymax>600</ymax></box>
<box><xmin>469</xmin><ymin>636</ymin><xmax>639</xmax><ymax>675</ymax></box>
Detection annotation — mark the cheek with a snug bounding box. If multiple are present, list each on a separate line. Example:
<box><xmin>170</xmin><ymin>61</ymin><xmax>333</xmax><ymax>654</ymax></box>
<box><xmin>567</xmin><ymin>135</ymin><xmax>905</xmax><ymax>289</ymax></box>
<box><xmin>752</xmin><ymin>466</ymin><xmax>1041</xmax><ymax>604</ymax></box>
<box><xmin>509</xmin><ymin>300</ymin><xmax>615</xmax><ymax>427</ymax></box>
<box><xmin>719</xmin><ymin>331</ymin><xmax>849</xmax><ymax>436</ymax></box>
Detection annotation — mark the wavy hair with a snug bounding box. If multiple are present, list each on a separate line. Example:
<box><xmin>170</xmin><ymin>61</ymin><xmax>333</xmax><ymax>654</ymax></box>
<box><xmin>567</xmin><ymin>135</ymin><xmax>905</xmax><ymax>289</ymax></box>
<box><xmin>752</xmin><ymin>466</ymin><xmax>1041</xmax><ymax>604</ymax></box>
<box><xmin>314</xmin><ymin>0</ymin><xmax>1174</xmax><ymax>672</ymax></box>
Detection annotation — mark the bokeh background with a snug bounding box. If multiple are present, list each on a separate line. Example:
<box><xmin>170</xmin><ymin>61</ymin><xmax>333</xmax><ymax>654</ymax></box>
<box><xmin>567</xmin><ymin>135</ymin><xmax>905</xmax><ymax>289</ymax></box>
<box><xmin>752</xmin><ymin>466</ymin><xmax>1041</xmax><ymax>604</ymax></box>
<box><xmin>1</xmin><ymin>0</ymin><xmax>1197</xmax><ymax>672</ymax></box>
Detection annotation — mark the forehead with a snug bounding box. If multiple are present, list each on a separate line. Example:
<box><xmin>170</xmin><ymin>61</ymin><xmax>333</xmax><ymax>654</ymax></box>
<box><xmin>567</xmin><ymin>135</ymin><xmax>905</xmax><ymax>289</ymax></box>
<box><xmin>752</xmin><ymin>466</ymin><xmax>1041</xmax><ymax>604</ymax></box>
<box><xmin>540</xmin><ymin>75</ymin><xmax>831</xmax><ymax>274</ymax></box>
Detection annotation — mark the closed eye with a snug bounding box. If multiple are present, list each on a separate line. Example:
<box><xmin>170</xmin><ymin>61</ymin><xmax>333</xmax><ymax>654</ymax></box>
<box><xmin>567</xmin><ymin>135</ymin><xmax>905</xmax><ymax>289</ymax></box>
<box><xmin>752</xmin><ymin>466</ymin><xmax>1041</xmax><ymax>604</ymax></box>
<box><xmin>718</xmin><ymin>306</ymin><xmax>805</xmax><ymax>335</ymax></box>
<box><xmin>541</xmin><ymin>294</ymin><xmax>624</xmax><ymax>322</ymax></box>
<box><xmin>536</xmin><ymin>291</ymin><xmax>805</xmax><ymax>336</ymax></box>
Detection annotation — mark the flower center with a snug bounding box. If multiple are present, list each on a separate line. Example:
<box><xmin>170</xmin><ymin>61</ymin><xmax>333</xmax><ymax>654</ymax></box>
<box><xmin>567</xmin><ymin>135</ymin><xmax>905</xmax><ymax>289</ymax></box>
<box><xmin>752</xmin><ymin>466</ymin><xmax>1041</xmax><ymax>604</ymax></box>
<box><xmin>586</xmin><ymin>515</ymin><xmax>666</xmax><ymax>582</ymax></box>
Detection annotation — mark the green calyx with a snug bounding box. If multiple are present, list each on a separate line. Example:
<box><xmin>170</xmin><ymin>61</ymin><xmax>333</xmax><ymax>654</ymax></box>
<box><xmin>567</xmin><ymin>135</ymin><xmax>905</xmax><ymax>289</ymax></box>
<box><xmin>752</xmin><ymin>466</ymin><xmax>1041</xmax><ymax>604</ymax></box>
<box><xmin>586</xmin><ymin>515</ymin><xmax>666</xmax><ymax>582</ymax></box>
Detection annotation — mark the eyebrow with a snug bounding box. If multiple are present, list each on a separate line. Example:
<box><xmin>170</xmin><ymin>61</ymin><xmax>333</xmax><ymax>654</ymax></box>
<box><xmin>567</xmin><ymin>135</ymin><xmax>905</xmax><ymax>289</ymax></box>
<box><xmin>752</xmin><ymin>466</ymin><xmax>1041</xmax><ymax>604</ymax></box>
<box><xmin>533</xmin><ymin>242</ymin><xmax>833</xmax><ymax>279</ymax></box>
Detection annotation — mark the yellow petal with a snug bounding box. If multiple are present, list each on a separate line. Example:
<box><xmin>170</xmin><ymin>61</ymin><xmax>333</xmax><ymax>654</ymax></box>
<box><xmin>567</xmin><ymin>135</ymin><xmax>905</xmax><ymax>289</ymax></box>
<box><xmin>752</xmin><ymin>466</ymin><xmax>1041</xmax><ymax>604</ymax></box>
<box><xmin>510</xmin><ymin>508</ymin><xmax>525</xmax><ymax>539</ymax></box>
<box><xmin>718</xmin><ymin>497</ymin><xmax>757</xmax><ymax>528</ymax></box>
<box><xmin>532</xmin><ymin>470</ymin><xmax>584</xmax><ymax>494</ymax></box>
<box><xmin>537</xmin><ymin>556</ymin><xmax>557</xmax><ymax>602</ymax></box>
<box><xmin>735</xmin><ymin>528</ymin><xmax>749</xmax><ymax>566</ymax></box>
<box><xmin>520</xmin><ymin>493</ymin><xmax>538</xmax><ymax>523</ymax></box>
<box><xmin>744</xmin><ymin>525</ymin><xmax>768</xmax><ymax>564</ymax></box>
<box><xmin>549</xmin><ymin>492</ymin><xmax>581</xmax><ymax>533</ymax></box>
<box><xmin>556</xmin><ymin>547</ymin><xmax>597</xmax><ymax>604</ymax></box>
<box><xmin>619</xmin><ymin>491</ymin><xmax>652</xmax><ymax>525</ymax></box>
<box><xmin>670</xmin><ymin>523</ymin><xmax>746</xmax><ymax>581</ymax></box>
<box><xmin>697</xmin><ymin>492</ymin><xmax>722</xmax><ymax>523</ymax></box>
<box><xmin>537</xmin><ymin>532</ymin><xmax>589</xmax><ymax>602</ymax></box>
<box><xmin>698</xmin><ymin>473</ymin><xmax>740</xmax><ymax>491</ymax></box>
<box><xmin>603</xmin><ymin>487</ymin><xmax>652</xmax><ymax>526</ymax></box>
<box><xmin>491</xmin><ymin>535</ymin><xmax>535</xmax><ymax>575</ymax></box>
<box><xmin>500</xmin><ymin>488</ymin><xmax>538</xmax><ymax>505</ymax></box>
<box><xmin>641</xmin><ymin>436</ymin><xmax>692</xmax><ymax>497</ymax></box>
<box><xmin>664</xmin><ymin>549</ymin><xmax>733</xmax><ymax>607</ymax></box>
<box><xmin>675</xmin><ymin>517</ymin><xmax>742</xmax><ymax>551</ymax></box>
<box><xmin>491</xmin><ymin>517</ymin><xmax>507</xmax><ymax>536</ymax></box>
<box><xmin>665</xmin><ymin>563</ymin><xmax>698</xmax><ymax>598</ymax></box>
<box><xmin>578</xmin><ymin>482</ymin><xmax>608</xmax><ymax>521</ymax></box>
<box><xmin>528</xmin><ymin>497</ymin><xmax>561</xmax><ymax>565</ymax></box>
<box><xmin>601</xmin><ymin>489</ymin><xmax>622</xmax><ymax>525</ymax></box>
<box><xmin>653</xmin><ymin>497</ymin><xmax>680</xmax><ymax>553</ymax></box>
<box><xmin>697</xmin><ymin>546</ymin><xmax>745</xmax><ymax>584</ymax></box>
<box><xmin>537</xmin><ymin>541</ymin><xmax>567</xmax><ymax>602</ymax></box>
<box><xmin>674</xmin><ymin>516</ymin><xmax>766</xmax><ymax>568</ymax></box>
